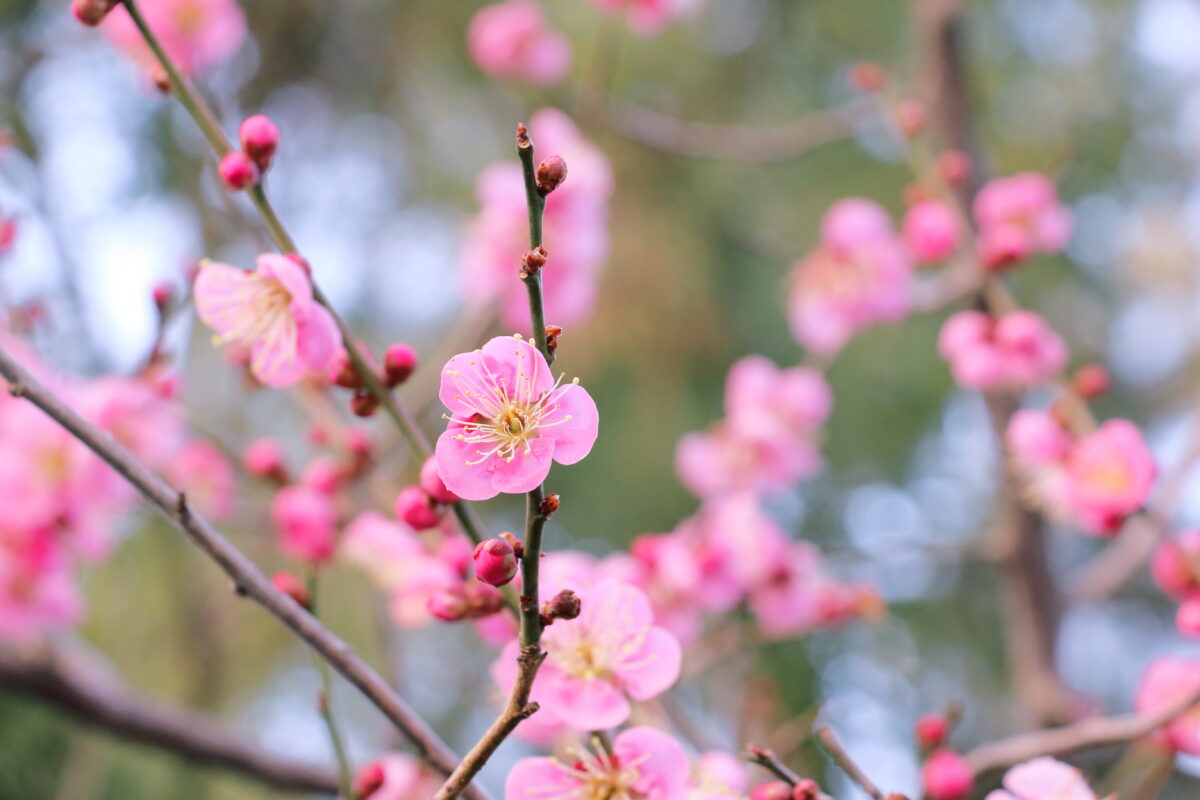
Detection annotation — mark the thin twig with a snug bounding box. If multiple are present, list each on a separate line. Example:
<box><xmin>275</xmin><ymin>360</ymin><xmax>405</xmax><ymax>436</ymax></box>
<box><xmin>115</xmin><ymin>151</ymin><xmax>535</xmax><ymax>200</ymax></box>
<box><xmin>0</xmin><ymin>645</ymin><xmax>338</xmax><ymax>794</ymax></box>
<box><xmin>0</xmin><ymin>346</ymin><xmax>489</xmax><ymax>800</ymax></box>
<box><xmin>964</xmin><ymin>684</ymin><xmax>1200</xmax><ymax>775</ymax></box>
<box><xmin>815</xmin><ymin>727</ymin><xmax>885</xmax><ymax>800</ymax></box>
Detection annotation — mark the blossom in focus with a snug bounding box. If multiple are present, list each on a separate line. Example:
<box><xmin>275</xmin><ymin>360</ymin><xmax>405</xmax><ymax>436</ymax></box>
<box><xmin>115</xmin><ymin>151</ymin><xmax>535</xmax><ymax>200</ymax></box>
<box><xmin>459</xmin><ymin>109</ymin><xmax>613</xmax><ymax>331</ymax></box>
<box><xmin>467</xmin><ymin>1</ymin><xmax>571</xmax><ymax>86</ymax></box>
<box><xmin>983</xmin><ymin>757</ymin><xmax>1096</xmax><ymax>800</ymax></box>
<box><xmin>194</xmin><ymin>254</ymin><xmax>340</xmax><ymax>388</ymax></box>
<box><xmin>166</xmin><ymin>439</ymin><xmax>236</xmax><ymax>520</ymax></box>
<box><xmin>271</xmin><ymin>485</ymin><xmax>338</xmax><ymax>564</ymax></box>
<box><xmin>937</xmin><ymin>310</ymin><xmax>1067</xmax><ymax>390</ymax></box>
<box><xmin>1134</xmin><ymin>656</ymin><xmax>1200</xmax><ymax>754</ymax></box>
<box><xmin>973</xmin><ymin>172</ymin><xmax>1071</xmax><ymax>270</ymax></box>
<box><xmin>676</xmin><ymin>356</ymin><xmax>831</xmax><ymax>499</ymax></box>
<box><xmin>435</xmin><ymin>335</ymin><xmax>598</xmax><ymax>501</ymax></box>
<box><xmin>588</xmin><ymin>0</ymin><xmax>690</xmax><ymax>37</ymax></box>
<box><xmin>505</xmin><ymin>726</ymin><xmax>689</xmax><ymax>800</ymax></box>
<box><xmin>103</xmin><ymin>0</ymin><xmax>247</xmax><ymax>74</ymax></box>
<box><xmin>494</xmin><ymin>579</ymin><xmax>681</xmax><ymax>731</ymax></box>
<box><xmin>787</xmin><ymin>198</ymin><xmax>913</xmax><ymax>355</ymax></box>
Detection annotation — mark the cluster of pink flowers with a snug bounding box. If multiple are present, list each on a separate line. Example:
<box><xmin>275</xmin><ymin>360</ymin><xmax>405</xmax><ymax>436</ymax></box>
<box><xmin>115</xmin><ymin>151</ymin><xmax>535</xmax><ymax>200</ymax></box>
<box><xmin>1151</xmin><ymin>532</ymin><xmax>1200</xmax><ymax>637</ymax></box>
<box><xmin>0</xmin><ymin>336</ymin><xmax>235</xmax><ymax>640</ymax></box>
<box><xmin>193</xmin><ymin>253</ymin><xmax>340</xmax><ymax>388</ymax></box>
<box><xmin>467</xmin><ymin>1</ymin><xmax>571</xmax><ymax>86</ymax></box>
<box><xmin>1006</xmin><ymin>409</ymin><xmax>1156</xmax><ymax>536</ymax></box>
<box><xmin>102</xmin><ymin>0</ymin><xmax>247</xmax><ymax>76</ymax></box>
<box><xmin>676</xmin><ymin>356</ymin><xmax>831</xmax><ymax>499</ymax></box>
<box><xmin>973</xmin><ymin>173</ymin><xmax>1072</xmax><ymax>271</ymax></box>
<box><xmin>787</xmin><ymin>198</ymin><xmax>913</xmax><ymax>355</ymax></box>
<box><xmin>937</xmin><ymin>310</ymin><xmax>1067</xmax><ymax>390</ymax></box>
<box><xmin>459</xmin><ymin>109</ymin><xmax>613</xmax><ymax>332</ymax></box>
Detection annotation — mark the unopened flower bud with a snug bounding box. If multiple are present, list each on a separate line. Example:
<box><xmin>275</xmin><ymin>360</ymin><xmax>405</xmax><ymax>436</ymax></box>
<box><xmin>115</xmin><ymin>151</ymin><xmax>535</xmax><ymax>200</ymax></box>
<box><xmin>353</xmin><ymin>761</ymin><xmax>386</xmax><ymax>799</ymax></box>
<box><xmin>0</xmin><ymin>217</ymin><xmax>15</xmax><ymax>254</ymax></box>
<box><xmin>349</xmin><ymin>389</ymin><xmax>379</xmax><ymax>418</ymax></box>
<box><xmin>71</xmin><ymin>0</ymin><xmax>117</xmax><ymax>27</ymax></box>
<box><xmin>151</xmin><ymin>67</ymin><xmax>172</xmax><ymax>95</ymax></box>
<box><xmin>395</xmin><ymin>486</ymin><xmax>442</xmax><ymax>530</ymax></box>
<box><xmin>283</xmin><ymin>252</ymin><xmax>311</xmax><ymax>275</ymax></box>
<box><xmin>419</xmin><ymin>456</ymin><xmax>459</xmax><ymax>503</ymax></box>
<box><xmin>849</xmin><ymin>61</ymin><xmax>885</xmax><ymax>92</ymax></box>
<box><xmin>427</xmin><ymin>587</ymin><xmax>469</xmax><ymax>622</ymax></box>
<box><xmin>152</xmin><ymin>282</ymin><xmax>174</xmax><ymax>314</ymax></box>
<box><xmin>895</xmin><ymin>99</ymin><xmax>925</xmax><ymax>137</ymax></box>
<box><xmin>521</xmin><ymin>246</ymin><xmax>549</xmax><ymax>277</ymax></box>
<box><xmin>540</xmin><ymin>589</ymin><xmax>581</xmax><ymax>625</ymax></box>
<box><xmin>535</xmin><ymin>155</ymin><xmax>568</xmax><ymax>196</ymax></box>
<box><xmin>500</xmin><ymin>530</ymin><xmax>524</xmax><ymax>557</ymax></box>
<box><xmin>921</xmin><ymin>750</ymin><xmax>973</xmax><ymax>800</ymax></box>
<box><xmin>545</xmin><ymin>324</ymin><xmax>563</xmax><ymax>353</ymax></box>
<box><xmin>915</xmin><ymin>713</ymin><xmax>949</xmax><ymax>750</ymax></box>
<box><xmin>750</xmin><ymin>781</ymin><xmax>792</xmax><ymax>800</ymax></box>
<box><xmin>464</xmin><ymin>581</ymin><xmax>505</xmax><ymax>618</ymax></box>
<box><xmin>218</xmin><ymin>151</ymin><xmax>259</xmax><ymax>190</ymax></box>
<box><xmin>539</xmin><ymin>493</ymin><xmax>559</xmax><ymax>516</ymax></box>
<box><xmin>383</xmin><ymin>343</ymin><xmax>418</xmax><ymax>387</ymax></box>
<box><xmin>937</xmin><ymin>150</ymin><xmax>971</xmax><ymax>186</ymax></box>
<box><xmin>243</xmin><ymin>438</ymin><xmax>287</xmax><ymax>482</ymax></box>
<box><xmin>1072</xmin><ymin>363</ymin><xmax>1110</xmax><ymax>400</ymax></box>
<box><xmin>271</xmin><ymin>570</ymin><xmax>311</xmax><ymax>609</ymax></box>
<box><xmin>473</xmin><ymin>538</ymin><xmax>518</xmax><ymax>587</ymax></box>
<box><xmin>792</xmin><ymin>779</ymin><xmax>821</xmax><ymax>800</ymax></box>
<box><xmin>238</xmin><ymin>114</ymin><xmax>280</xmax><ymax>172</ymax></box>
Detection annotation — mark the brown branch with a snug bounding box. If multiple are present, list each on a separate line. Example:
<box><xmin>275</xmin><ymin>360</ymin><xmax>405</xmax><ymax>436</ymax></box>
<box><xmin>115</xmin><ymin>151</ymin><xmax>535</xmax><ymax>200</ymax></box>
<box><xmin>597</xmin><ymin>94</ymin><xmax>875</xmax><ymax>163</ymax></box>
<box><xmin>0</xmin><ymin>644</ymin><xmax>337</xmax><ymax>793</ymax></box>
<box><xmin>0</xmin><ymin>346</ymin><xmax>490</xmax><ymax>800</ymax></box>
<box><xmin>964</xmin><ymin>683</ymin><xmax>1200</xmax><ymax>775</ymax></box>
<box><xmin>815</xmin><ymin>727</ymin><xmax>886</xmax><ymax>800</ymax></box>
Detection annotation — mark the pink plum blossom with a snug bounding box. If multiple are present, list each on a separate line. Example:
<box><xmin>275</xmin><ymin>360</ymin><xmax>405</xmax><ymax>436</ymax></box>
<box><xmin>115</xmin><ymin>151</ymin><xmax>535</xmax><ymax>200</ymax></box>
<box><xmin>788</xmin><ymin>198</ymin><xmax>913</xmax><ymax>355</ymax></box>
<box><xmin>588</xmin><ymin>0</ymin><xmax>690</xmax><ymax>37</ymax></box>
<box><xmin>973</xmin><ymin>172</ymin><xmax>1072</xmax><ymax>269</ymax></box>
<box><xmin>166</xmin><ymin>439</ymin><xmax>235</xmax><ymax>520</ymax></box>
<box><xmin>435</xmin><ymin>335</ymin><xmax>598</xmax><ymax>501</ymax></box>
<box><xmin>357</xmin><ymin>753</ymin><xmax>442</xmax><ymax>800</ymax></box>
<box><xmin>494</xmin><ymin>579</ymin><xmax>681</xmax><ymax>732</ymax></box>
<box><xmin>460</xmin><ymin>109</ymin><xmax>613</xmax><ymax>331</ymax></box>
<box><xmin>902</xmin><ymin>200</ymin><xmax>961</xmax><ymax>263</ymax></box>
<box><xmin>1152</xmin><ymin>531</ymin><xmax>1200</xmax><ymax>599</ymax></box>
<box><xmin>1134</xmin><ymin>656</ymin><xmax>1200</xmax><ymax>754</ymax></box>
<box><xmin>922</xmin><ymin>750</ymin><xmax>973</xmax><ymax>800</ymax></box>
<box><xmin>1064</xmin><ymin>420</ymin><xmax>1155</xmax><ymax>536</ymax></box>
<box><xmin>984</xmin><ymin>757</ymin><xmax>1096</xmax><ymax>800</ymax></box>
<box><xmin>689</xmin><ymin>751</ymin><xmax>749</xmax><ymax>800</ymax></box>
<box><xmin>505</xmin><ymin>726</ymin><xmax>689</xmax><ymax>800</ymax></box>
<box><xmin>103</xmin><ymin>0</ymin><xmax>247</xmax><ymax>75</ymax></box>
<box><xmin>271</xmin><ymin>485</ymin><xmax>337</xmax><ymax>564</ymax></box>
<box><xmin>937</xmin><ymin>310</ymin><xmax>1067</xmax><ymax>390</ymax></box>
<box><xmin>676</xmin><ymin>356</ymin><xmax>831</xmax><ymax>499</ymax></box>
<box><xmin>0</xmin><ymin>528</ymin><xmax>84</xmax><ymax>641</ymax></box>
<box><xmin>467</xmin><ymin>1</ymin><xmax>571</xmax><ymax>86</ymax></box>
<box><xmin>194</xmin><ymin>254</ymin><xmax>340</xmax><ymax>388</ymax></box>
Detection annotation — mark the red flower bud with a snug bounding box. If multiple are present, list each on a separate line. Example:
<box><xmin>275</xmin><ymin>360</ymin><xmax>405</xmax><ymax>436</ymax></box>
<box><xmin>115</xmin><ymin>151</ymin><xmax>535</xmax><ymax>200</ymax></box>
<box><xmin>921</xmin><ymin>750</ymin><xmax>973</xmax><ymax>800</ymax></box>
<box><xmin>792</xmin><ymin>779</ymin><xmax>821</xmax><ymax>800</ymax></box>
<box><xmin>750</xmin><ymin>782</ymin><xmax>792</xmax><ymax>800</ymax></box>
<box><xmin>218</xmin><ymin>151</ymin><xmax>259</xmax><ymax>190</ymax></box>
<box><xmin>1072</xmin><ymin>363</ymin><xmax>1110</xmax><ymax>400</ymax></box>
<box><xmin>464</xmin><ymin>581</ymin><xmax>505</xmax><ymax>618</ymax></box>
<box><xmin>473</xmin><ymin>538</ymin><xmax>518</xmax><ymax>587</ymax></box>
<box><xmin>353</xmin><ymin>761</ymin><xmax>386</xmax><ymax>799</ymax></box>
<box><xmin>849</xmin><ymin>61</ymin><xmax>886</xmax><ymax>92</ymax></box>
<box><xmin>937</xmin><ymin>150</ymin><xmax>972</xmax><ymax>186</ymax></box>
<box><xmin>238</xmin><ymin>114</ymin><xmax>280</xmax><ymax>172</ymax></box>
<box><xmin>535</xmin><ymin>155</ymin><xmax>568</xmax><ymax>196</ymax></box>
<box><xmin>151</xmin><ymin>282</ymin><xmax>174</xmax><ymax>313</ymax></box>
<box><xmin>383</xmin><ymin>343</ymin><xmax>418</xmax><ymax>387</ymax></box>
<box><xmin>539</xmin><ymin>493</ymin><xmax>560</xmax><ymax>516</ymax></box>
<box><xmin>71</xmin><ymin>0</ymin><xmax>117</xmax><ymax>27</ymax></box>
<box><xmin>349</xmin><ymin>389</ymin><xmax>379</xmax><ymax>418</ymax></box>
<box><xmin>521</xmin><ymin>246</ymin><xmax>549</xmax><ymax>277</ymax></box>
<box><xmin>271</xmin><ymin>571</ymin><xmax>311</xmax><ymax>610</ymax></box>
<box><xmin>395</xmin><ymin>486</ymin><xmax>442</xmax><ymax>530</ymax></box>
<box><xmin>540</xmin><ymin>589</ymin><xmax>581</xmax><ymax>625</ymax></box>
<box><xmin>915</xmin><ymin>713</ymin><xmax>949</xmax><ymax>750</ymax></box>
<box><xmin>427</xmin><ymin>587</ymin><xmax>470</xmax><ymax>622</ymax></box>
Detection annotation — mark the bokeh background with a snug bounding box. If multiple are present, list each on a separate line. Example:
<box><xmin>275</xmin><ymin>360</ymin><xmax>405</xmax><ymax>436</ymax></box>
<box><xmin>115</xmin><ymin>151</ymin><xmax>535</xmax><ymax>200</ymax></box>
<box><xmin>3</xmin><ymin>0</ymin><xmax>1200</xmax><ymax>797</ymax></box>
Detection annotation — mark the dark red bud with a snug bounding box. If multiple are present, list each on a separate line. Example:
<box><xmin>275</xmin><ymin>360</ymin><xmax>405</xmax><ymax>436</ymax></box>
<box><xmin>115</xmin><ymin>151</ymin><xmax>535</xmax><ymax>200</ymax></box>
<box><xmin>535</xmin><ymin>155</ymin><xmax>568</xmax><ymax>196</ymax></box>
<box><xmin>353</xmin><ymin>762</ymin><xmax>386</xmax><ymax>799</ymax></box>
<box><xmin>540</xmin><ymin>589</ymin><xmax>581</xmax><ymax>625</ymax></box>
<box><xmin>350</xmin><ymin>389</ymin><xmax>379</xmax><ymax>418</ymax></box>
<box><xmin>271</xmin><ymin>571</ymin><xmax>311</xmax><ymax>610</ymax></box>
<box><xmin>383</xmin><ymin>343</ymin><xmax>418</xmax><ymax>387</ymax></box>
<box><xmin>521</xmin><ymin>246</ymin><xmax>549</xmax><ymax>277</ymax></box>
<box><xmin>539</xmin><ymin>493</ymin><xmax>559</xmax><ymax>516</ymax></box>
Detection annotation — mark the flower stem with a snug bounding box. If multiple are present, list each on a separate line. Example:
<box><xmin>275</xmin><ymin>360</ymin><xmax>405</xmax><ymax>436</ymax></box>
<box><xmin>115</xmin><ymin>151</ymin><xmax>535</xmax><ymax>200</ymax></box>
<box><xmin>516</xmin><ymin>126</ymin><xmax>551</xmax><ymax>364</ymax></box>
<box><xmin>117</xmin><ymin>0</ymin><xmax>492</xmax><ymax>553</ymax></box>
<box><xmin>307</xmin><ymin>570</ymin><xmax>355</xmax><ymax>800</ymax></box>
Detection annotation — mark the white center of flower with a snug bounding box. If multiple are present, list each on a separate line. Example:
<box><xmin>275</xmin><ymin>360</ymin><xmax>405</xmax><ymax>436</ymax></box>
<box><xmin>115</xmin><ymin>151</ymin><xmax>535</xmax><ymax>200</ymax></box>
<box><xmin>212</xmin><ymin>276</ymin><xmax>293</xmax><ymax>348</ymax></box>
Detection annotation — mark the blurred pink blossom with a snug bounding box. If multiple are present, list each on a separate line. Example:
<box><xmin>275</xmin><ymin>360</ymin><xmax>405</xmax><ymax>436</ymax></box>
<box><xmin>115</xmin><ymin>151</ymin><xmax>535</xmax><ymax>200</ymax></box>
<box><xmin>271</xmin><ymin>485</ymin><xmax>337</xmax><ymax>564</ymax></box>
<box><xmin>984</xmin><ymin>757</ymin><xmax>1096</xmax><ymax>800</ymax></box>
<box><xmin>937</xmin><ymin>310</ymin><xmax>1067</xmax><ymax>390</ymax></box>
<box><xmin>1064</xmin><ymin>420</ymin><xmax>1155</xmax><ymax>536</ymax></box>
<box><xmin>788</xmin><ymin>198</ymin><xmax>912</xmax><ymax>355</ymax></box>
<box><xmin>166</xmin><ymin>439</ymin><xmax>235</xmax><ymax>520</ymax></box>
<box><xmin>589</xmin><ymin>0</ymin><xmax>690</xmax><ymax>37</ymax></box>
<box><xmin>467</xmin><ymin>1</ymin><xmax>571</xmax><ymax>85</ymax></box>
<box><xmin>902</xmin><ymin>200</ymin><xmax>961</xmax><ymax>264</ymax></box>
<box><xmin>459</xmin><ymin>109</ymin><xmax>613</xmax><ymax>331</ymax></box>
<box><xmin>973</xmin><ymin>172</ymin><xmax>1071</xmax><ymax>270</ymax></box>
<box><xmin>1135</xmin><ymin>655</ymin><xmax>1200</xmax><ymax>754</ymax></box>
<box><xmin>103</xmin><ymin>0</ymin><xmax>246</xmax><ymax>75</ymax></box>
